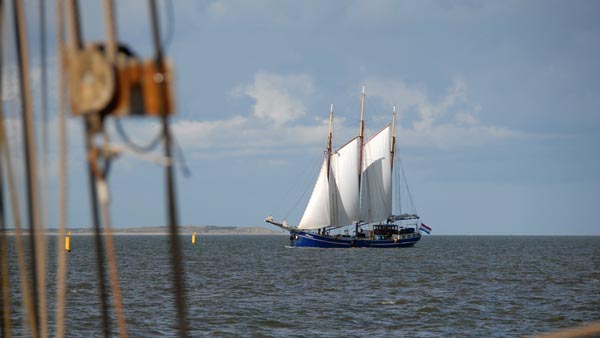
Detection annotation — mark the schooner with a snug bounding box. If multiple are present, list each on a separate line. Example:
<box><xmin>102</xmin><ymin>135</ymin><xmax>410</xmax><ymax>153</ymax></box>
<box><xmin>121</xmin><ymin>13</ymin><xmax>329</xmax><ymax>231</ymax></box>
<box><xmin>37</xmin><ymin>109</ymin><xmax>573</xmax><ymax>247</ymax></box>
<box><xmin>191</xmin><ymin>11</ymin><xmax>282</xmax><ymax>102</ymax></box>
<box><xmin>266</xmin><ymin>85</ymin><xmax>426</xmax><ymax>248</ymax></box>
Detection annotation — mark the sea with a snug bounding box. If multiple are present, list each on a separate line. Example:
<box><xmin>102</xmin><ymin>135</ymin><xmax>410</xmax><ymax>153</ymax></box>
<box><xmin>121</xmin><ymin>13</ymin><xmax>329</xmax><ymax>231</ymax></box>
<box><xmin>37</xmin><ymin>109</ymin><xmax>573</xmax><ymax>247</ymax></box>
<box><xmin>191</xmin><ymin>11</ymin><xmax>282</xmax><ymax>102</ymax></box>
<box><xmin>3</xmin><ymin>235</ymin><xmax>600</xmax><ymax>337</ymax></box>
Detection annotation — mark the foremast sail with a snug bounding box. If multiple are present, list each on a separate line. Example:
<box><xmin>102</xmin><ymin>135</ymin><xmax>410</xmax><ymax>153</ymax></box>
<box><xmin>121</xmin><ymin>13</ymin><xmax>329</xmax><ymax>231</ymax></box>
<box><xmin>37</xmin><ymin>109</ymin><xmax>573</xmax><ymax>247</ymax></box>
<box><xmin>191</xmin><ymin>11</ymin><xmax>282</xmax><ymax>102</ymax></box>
<box><xmin>298</xmin><ymin>104</ymin><xmax>334</xmax><ymax>230</ymax></box>
<box><xmin>298</xmin><ymin>159</ymin><xmax>331</xmax><ymax>229</ymax></box>
<box><xmin>298</xmin><ymin>104</ymin><xmax>362</xmax><ymax>230</ymax></box>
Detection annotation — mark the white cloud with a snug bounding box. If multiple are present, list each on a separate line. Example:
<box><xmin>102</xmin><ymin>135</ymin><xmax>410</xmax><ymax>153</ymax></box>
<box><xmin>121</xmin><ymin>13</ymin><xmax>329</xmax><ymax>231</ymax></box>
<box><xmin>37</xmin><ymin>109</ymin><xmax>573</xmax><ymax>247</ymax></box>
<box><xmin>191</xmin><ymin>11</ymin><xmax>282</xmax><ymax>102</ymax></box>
<box><xmin>172</xmin><ymin>116</ymin><xmax>328</xmax><ymax>157</ymax></box>
<box><xmin>1</xmin><ymin>65</ymin><xmax>19</xmax><ymax>101</ymax></box>
<box><xmin>85</xmin><ymin>74</ymin><xmax>522</xmax><ymax>162</ymax></box>
<box><xmin>100</xmin><ymin>113</ymin><xmax>329</xmax><ymax>161</ymax></box>
<box><xmin>231</xmin><ymin>71</ymin><xmax>315</xmax><ymax>126</ymax></box>
<box><xmin>206</xmin><ymin>1</ymin><xmax>230</xmax><ymax>18</ymax></box>
<box><xmin>0</xmin><ymin>115</ymin><xmax>86</xmax><ymax>193</ymax></box>
<box><xmin>343</xmin><ymin>1</ymin><xmax>515</xmax><ymax>27</ymax></box>
<box><xmin>0</xmin><ymin>62</ymin><xmax>42</xmax><ymax>102</ymax></box>
<box><xmin>367</xmin><ymin>77</ymin><xmax>517</xmax><ymax>148</ymax></box>
<box><xmin>205</xmin><ymin>1</ymin><xmax>333</xmax><ymax>29</ymax></box>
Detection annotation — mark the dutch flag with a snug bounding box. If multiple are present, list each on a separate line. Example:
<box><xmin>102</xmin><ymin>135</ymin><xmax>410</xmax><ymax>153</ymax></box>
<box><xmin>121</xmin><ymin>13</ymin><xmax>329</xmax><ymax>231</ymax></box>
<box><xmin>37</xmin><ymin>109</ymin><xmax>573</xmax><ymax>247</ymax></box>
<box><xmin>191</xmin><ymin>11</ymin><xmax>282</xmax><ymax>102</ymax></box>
<box><xmin>419</xmin><ymin>223</ymin><xmax>432</xmax><ymax>234</ymax></box>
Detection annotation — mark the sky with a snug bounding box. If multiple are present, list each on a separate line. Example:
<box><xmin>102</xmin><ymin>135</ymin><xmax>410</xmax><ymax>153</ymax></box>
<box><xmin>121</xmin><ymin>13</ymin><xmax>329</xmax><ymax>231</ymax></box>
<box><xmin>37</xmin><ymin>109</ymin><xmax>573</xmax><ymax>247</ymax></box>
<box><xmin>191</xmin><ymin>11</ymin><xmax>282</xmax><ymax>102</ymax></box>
<box><xmin>2</xmin><ymin>0</ymin><xmax>600</xmax><ymax>235</ymax></box>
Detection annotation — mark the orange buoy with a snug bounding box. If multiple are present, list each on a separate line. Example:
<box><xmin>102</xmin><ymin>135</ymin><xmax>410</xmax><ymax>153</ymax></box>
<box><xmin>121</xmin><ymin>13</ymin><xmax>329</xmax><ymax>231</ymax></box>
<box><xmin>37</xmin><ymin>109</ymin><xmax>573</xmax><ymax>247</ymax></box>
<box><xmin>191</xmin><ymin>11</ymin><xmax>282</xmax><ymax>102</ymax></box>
<box><xmin>65</xmin><ymin>231</ymin><xmax>71</xmax><ymax>252</ymax></box>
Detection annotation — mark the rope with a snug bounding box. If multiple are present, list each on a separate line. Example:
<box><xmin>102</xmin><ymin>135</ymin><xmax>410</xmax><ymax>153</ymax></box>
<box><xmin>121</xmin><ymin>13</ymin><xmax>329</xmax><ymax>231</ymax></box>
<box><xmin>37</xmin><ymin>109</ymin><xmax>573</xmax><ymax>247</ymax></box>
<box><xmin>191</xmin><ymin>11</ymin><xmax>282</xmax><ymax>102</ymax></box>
<box><xmin>281</xmin><ymin>153</ymin><xmax>322</xmax><ymax>222</ymax></box>
<box><xmin>65</xmin><ymin>0</ymin><xmax>82</xmax><ymax>49</ymax></box>
<box><xmin>270</xmin><ymin>149</ymin><xmax>317</xmax><ymax>216</ymax></box>
<box><xmin>114</xmin><ymin>118</ymin><xmax>164</xmax><ymax>153</ymax></box>
<box><xmin>54</xmin><ymin>0</ymin><xmax>68</xmax><ymax>335</ymax></box>
<box><xmin>37</xmin><ymin>1</ymin><xmax>50</xmax><ymax>336</ymax></box>
<box><xmin>39</xmin><ymin>0</ymin><xmax>50</xmax><ymax>230</ymax></box>
<box><xmin>173</xmin><ymin>136</ymin><xmax>191</xmax><ymax>177</ymax></box>
<box><xmin>97</xmin><ymin>178</ymin><xmax>129</xmax><ymax>338</ymax></box>
<box><xmin>398</xmin><ymin>156</ymin><xmax>417</xmax><ymax>215</ymax></box>
<box><xmin>84</xmin><ymin>120</ymin><xmax>112</xmax><ymax>338</ymax></box>
<box><xmin>12</xmin><ymin>0</ymin><xmax>45</xmax><ymax>334</ymax></box>
<box><xmin>91</xmin><ymin>127</ymin><xmax>129</xmax><ymax>337</ymax></box>
<box><xmin>149</xmin><ymin>1</ymin><xmax>189</xmax><ymax>336</ymax></box>
<box><xmin>0</xmin><ymin>2</ymin><xmax>12</xmax><ymax>334</ymax></box>
<box><xmin>162</xmin><ymin>0</ymin><xmax>174</xmax><ymax>52</ymax></box>
<box><xmin>102</xmin><ymin>0</ymin><xmax>118</xmax><ymax>63</ymax></box>
<box><xmin>393</xmin><ymin>157</ymin><xmax>401</xmax><ymax>215</ymax></box>
<box><xmin>0</xmin><ymin>109</ymin><xmax>38</xmax><ymax>338</ymax></box>
<box><xmin>0</xmin><ymin>193</ymin><xmax>11</xmax><ymax>338</ymax></box>
<box><xmin>113</xmin><ymin>119</ymin><xmax>191</xmax><ymax>177</ymax></box>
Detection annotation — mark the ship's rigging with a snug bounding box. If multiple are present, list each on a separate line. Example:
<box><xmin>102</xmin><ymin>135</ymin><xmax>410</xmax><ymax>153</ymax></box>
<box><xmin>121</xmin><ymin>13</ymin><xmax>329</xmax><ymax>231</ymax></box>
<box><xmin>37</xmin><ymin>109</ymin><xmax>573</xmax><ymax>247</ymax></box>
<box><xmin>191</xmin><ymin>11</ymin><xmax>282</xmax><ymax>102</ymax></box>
<box><xmin>1</xmin><ymin>1</ymin><xmax>188</xmax><ymax>337</ymax></box>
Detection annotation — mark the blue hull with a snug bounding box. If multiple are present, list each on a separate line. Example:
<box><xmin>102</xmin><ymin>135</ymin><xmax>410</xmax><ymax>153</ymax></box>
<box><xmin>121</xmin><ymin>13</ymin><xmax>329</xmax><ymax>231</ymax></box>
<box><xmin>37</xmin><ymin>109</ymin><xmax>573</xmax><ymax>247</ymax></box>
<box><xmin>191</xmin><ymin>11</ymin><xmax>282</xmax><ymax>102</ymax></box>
<box><xmin>290</xmin><ymin>231</ymin><xmax>420</xmax><ymax>248</ymax></box>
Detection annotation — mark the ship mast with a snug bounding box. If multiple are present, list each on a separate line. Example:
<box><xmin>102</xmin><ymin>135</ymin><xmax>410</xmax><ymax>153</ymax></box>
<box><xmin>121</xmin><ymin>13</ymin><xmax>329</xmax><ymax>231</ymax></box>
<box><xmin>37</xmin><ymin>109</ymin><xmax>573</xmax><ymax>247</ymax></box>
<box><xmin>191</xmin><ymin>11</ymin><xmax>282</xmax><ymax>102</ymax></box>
<box><xmin>358</xmin><ymin>84</ymin><xmax>366</xmax><ymax>179</ymax></box>
<box><xmin>326</xmin><ymin>104</ymin><xmax>334</xmax><ymax>179</ymax></box>
<box><xmin>356</xmin><ymin>85</ymin><xmax>366</xmax><ymax>231</ymax></box>
<box><xmin>390</xmin><ymin>105</ymin><xmax>396</xmax><ymax>170</ymax></box>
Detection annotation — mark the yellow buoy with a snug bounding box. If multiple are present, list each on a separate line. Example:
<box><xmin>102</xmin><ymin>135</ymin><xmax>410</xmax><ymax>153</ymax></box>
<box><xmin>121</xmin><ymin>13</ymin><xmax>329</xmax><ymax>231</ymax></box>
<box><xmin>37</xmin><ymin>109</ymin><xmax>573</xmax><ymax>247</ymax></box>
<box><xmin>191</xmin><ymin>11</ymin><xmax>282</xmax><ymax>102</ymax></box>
<box><xmin>192</xmin><ymin>231</ymin><xmax>197</xmax><ymax>245</ymax></box>
<box><xmin>65</xmin><ymin>231</ymin><xmax>71</xmax><ymax>252</ymax></box>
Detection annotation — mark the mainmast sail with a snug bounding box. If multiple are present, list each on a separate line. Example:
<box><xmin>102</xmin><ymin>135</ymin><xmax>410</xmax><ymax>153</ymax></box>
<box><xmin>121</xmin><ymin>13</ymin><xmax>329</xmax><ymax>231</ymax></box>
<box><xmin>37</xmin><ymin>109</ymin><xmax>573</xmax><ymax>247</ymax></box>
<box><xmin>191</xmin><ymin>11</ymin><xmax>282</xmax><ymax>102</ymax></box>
<box><xmin>330</xmin><ymin>137</ymin><xmax>361</xmax><ymax>227</ymax></box>
<box><xmin>360</xmin><ymin>125</ymin><xmax>393</xmax><ymax>223</ymax></box>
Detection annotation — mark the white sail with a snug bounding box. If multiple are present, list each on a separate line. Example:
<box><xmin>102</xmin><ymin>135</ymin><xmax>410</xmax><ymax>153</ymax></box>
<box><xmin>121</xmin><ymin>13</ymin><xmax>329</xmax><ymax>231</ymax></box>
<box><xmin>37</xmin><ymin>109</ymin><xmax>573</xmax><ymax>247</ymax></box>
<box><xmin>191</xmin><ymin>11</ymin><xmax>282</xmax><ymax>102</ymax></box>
<box><xmin>298</xmin><ymin>159</ymin><xmax>331</xmax><ymax>230</ymax></box>
<box><xmin>329</xmin><ymin>137</ymin><xmax>361</xmax><ymax>227</ymax></box>
<box><xmin>360</xmin><ymin>125</ymin><xmax>393</xmax><ymax>223</ymax></box>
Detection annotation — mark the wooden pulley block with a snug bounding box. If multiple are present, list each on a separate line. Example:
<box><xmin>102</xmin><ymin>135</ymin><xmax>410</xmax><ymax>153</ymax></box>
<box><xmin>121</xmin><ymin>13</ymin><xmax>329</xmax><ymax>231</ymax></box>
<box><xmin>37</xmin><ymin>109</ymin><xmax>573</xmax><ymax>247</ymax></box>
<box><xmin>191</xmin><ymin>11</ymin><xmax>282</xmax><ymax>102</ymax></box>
<box><xmin>68</xmin><ymin>46</ymin><xmax>116</xmax><ymax>115</ymax></box>
<box><xmin>112</xmin><ymin>55</ymin><xmax>175</xmax><ymax>117</ymax></box>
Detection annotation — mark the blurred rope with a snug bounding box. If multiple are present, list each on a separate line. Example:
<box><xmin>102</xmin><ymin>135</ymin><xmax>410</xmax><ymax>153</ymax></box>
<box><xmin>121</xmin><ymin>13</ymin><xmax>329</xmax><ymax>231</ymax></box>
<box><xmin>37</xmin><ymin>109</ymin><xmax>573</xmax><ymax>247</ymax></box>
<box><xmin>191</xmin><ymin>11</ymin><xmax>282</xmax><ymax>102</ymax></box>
<box><xmin>0</xmin><ymin>2</ymin><xmax>12</xmax><ymax>335</ymax></box>
<box><xmin>37</xmin><ymin>0</ymin><xmax>50</xmax><ymax>335</ymax></box>
<box><xmin>0</xmin><ymin>103</ymin><xmax>38</xmax><ymax>338</ymax></box>
<box><xmin>96</xmin><ymin>177</ymin><xmax>129</xmax><ymax>338</ymax></box>
<box><xmin>54</xmin><ymin>0</ymin><xmax>68</xmax><ymax>336</ymax></box>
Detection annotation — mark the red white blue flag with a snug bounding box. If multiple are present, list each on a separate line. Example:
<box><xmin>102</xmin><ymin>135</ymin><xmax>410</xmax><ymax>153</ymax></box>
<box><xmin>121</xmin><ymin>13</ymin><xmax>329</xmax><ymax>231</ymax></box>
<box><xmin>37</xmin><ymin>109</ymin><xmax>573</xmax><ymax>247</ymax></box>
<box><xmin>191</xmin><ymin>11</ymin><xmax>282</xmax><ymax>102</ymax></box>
<box><xmin>419</xmin><ymin>223</ymin><xmax>432</xmax><ymax>234</ymax></box>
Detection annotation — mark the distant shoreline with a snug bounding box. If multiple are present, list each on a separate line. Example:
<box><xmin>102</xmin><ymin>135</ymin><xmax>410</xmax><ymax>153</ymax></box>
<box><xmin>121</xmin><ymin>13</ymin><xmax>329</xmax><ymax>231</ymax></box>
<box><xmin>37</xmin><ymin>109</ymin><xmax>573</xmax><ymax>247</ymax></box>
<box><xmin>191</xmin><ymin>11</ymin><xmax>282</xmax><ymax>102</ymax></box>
<box><xmin>3</xmin><ymin>226</ymin><xmax>598</xmax><ymax>237</ymax></box>
<box><xmin>2</xmin><ymin>229</ymin><xmax>598</xmax><ymax>236</ymax></box>
<box><xmin>1</xmin><ymin>225</ymin><xmax>287</xmax><ymax>236</ymax></box>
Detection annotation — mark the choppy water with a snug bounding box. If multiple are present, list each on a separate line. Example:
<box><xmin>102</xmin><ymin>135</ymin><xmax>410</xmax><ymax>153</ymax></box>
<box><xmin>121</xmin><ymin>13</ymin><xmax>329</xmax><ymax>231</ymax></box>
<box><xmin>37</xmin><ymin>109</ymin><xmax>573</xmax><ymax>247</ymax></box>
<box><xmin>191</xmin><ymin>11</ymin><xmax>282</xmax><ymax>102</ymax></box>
<box><xmin>4</xmin><ymin>235</ymin><xmax>600</xmax><ymax>337</ymax></box>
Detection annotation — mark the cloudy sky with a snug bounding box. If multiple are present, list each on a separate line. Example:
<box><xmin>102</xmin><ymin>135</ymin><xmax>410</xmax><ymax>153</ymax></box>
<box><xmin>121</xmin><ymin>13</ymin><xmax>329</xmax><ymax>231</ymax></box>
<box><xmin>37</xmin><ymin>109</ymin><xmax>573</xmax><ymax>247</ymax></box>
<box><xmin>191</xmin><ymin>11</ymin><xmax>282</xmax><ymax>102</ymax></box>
<box><xmin>3</xmin><ymin>0</ymin><xmax>599</xmax><ymax>235</ymax></box>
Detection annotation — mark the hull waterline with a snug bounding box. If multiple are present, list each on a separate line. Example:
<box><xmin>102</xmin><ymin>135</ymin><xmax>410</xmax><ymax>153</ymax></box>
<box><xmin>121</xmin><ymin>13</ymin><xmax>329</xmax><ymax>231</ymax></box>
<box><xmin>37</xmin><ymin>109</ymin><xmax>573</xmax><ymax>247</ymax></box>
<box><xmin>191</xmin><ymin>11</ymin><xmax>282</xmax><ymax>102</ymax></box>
<box><xmin>290</xmin><ymin>230</ymin><xmax>420</xmax><ymax>248</ymax></box>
